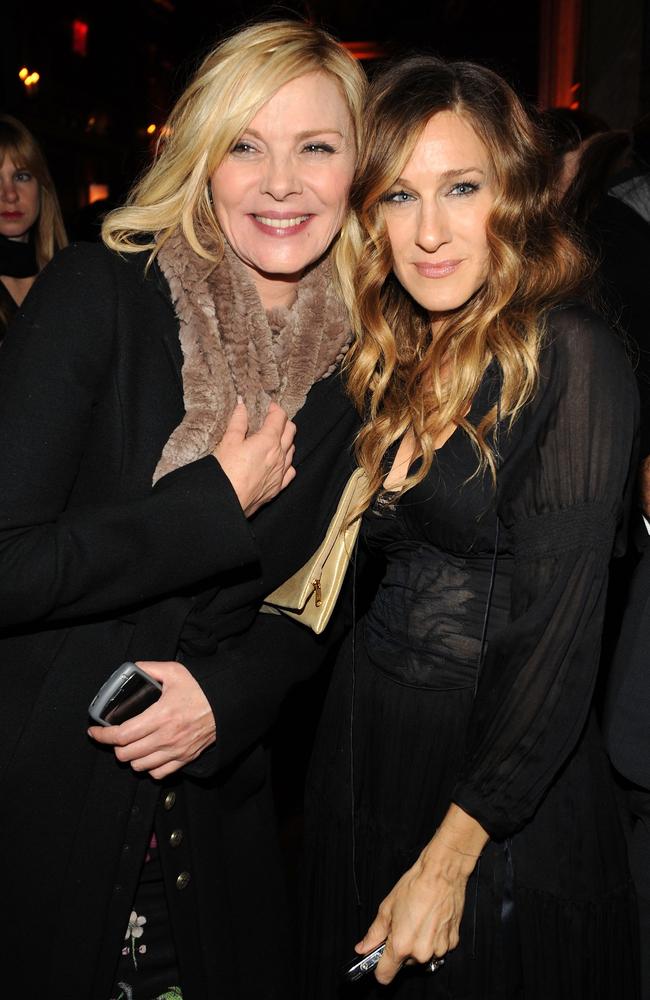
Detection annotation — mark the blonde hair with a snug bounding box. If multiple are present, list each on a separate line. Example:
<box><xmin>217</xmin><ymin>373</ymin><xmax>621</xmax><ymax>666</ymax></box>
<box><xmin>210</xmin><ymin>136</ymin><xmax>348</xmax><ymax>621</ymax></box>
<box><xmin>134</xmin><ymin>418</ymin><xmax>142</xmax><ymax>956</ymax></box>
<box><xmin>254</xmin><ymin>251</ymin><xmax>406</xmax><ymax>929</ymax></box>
<box><xmin>0</xmin><ymin>114</ymin><xmax>68</xmax><ymax>271</ymax></box>
<box><xmin>102</xmin><ymin>19</ymin><xmax>366</xmax><ymax>297</ymax></box>
<box><xmin>345</xmin><ymin>56</ymin><xmax>589</xmax><ymax>511</ymax></box>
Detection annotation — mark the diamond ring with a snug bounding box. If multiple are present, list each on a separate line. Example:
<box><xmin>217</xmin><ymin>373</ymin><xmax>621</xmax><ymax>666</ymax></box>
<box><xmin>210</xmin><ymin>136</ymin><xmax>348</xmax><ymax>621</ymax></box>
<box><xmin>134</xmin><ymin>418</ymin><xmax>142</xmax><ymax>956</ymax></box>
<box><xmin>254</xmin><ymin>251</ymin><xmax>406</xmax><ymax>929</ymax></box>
<box><xmin>428</xmin><ymin>957</ymin><xmax>445</xmax><ymax>973</ymax></box>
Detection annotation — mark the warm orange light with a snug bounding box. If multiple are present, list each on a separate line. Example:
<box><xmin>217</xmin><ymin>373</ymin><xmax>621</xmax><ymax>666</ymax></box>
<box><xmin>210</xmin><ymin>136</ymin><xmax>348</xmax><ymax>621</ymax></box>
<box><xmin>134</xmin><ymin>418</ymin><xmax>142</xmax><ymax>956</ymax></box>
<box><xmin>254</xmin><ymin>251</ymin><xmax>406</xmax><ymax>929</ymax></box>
<box><xmin>18</xmin><ymin>67</ymin><xmax>28</xmax><ymax>81</ymax></box>
<box><xmin>89</xmin><ymin>183</ymin><xmax>110</xmax><ymax>204</ymax></box>
<box><xmin>342</xmin><ymin>41</ymin><xmax>385</xmax><ymax>61</ymax></box>
<box><xmin>22</xmin><ymin>70</ymin><xmax>40</xmax><ymax>88</ymax></box>
<box><xmin>146</xmin><ymin>123</ymin><xmax>157</xmax><ymax>135</ymax></box>
<box><xmin>538</xmin><ymin>0</ymin><xmax>582</xmax><ymax>108</ymax></box>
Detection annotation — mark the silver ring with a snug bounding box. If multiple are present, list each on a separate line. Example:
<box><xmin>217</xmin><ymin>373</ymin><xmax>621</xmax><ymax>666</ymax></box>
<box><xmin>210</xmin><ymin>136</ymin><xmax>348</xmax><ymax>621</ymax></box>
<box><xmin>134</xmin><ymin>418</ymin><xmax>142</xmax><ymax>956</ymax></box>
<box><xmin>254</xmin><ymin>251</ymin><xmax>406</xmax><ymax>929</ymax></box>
<box><xmin>428</xmin><ymin>957</ymin><xmax>445</xmax><ymax>973</ymax></box>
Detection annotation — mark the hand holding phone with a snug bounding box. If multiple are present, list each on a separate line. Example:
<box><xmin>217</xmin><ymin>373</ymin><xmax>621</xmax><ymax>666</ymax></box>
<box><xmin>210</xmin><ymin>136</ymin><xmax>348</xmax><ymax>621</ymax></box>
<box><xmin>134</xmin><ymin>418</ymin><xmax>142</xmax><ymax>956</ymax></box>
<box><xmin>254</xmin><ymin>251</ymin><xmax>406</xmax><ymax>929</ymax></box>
<box><xmin>341</xmin><ymin>942</ymin><xmax>386</xmax><ymax>983</ymax></box>
<box><xmin>341</xmin><ymin>941</ymin><xmax>445</xmax><ymax>984</ymax></box>
<box><xmin>88</xmin><ymin>661</ymin><xmax>162</xmax><ymax>726</ymax></box>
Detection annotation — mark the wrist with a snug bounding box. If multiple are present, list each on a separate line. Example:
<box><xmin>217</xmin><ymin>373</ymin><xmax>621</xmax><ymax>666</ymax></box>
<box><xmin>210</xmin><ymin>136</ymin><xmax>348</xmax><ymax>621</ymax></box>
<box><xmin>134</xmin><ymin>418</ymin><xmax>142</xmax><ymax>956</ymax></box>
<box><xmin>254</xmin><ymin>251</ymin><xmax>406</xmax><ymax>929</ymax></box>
<box><xmin>420</xmin><ymin>835</ymin><xmax>478</xmax><ymax>879</ymax></box>
<box><xmin>421</xmin><ymin>805</ymin><xmax>490</xmax><ymax>875</ymax></box>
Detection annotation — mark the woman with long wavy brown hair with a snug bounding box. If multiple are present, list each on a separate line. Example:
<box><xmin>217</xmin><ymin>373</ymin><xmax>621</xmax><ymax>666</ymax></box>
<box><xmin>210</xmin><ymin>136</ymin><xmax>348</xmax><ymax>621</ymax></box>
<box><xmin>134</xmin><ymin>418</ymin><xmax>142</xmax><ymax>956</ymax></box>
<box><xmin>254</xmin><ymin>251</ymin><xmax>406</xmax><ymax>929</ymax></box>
<box><xmin>301</xmin><ymin>56</ymin><xmax>640</xmax><ymax>998</ymax></box>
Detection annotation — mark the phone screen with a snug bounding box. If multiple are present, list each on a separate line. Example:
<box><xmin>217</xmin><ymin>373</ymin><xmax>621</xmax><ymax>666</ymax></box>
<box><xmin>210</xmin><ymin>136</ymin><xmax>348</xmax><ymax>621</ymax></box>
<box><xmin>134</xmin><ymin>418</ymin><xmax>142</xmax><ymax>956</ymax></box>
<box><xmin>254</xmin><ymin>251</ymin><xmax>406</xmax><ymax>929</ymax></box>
<box><xmin>100</xmin><ymin>671</ymin><xmax>161</xmax><ymax>725</ymax></box>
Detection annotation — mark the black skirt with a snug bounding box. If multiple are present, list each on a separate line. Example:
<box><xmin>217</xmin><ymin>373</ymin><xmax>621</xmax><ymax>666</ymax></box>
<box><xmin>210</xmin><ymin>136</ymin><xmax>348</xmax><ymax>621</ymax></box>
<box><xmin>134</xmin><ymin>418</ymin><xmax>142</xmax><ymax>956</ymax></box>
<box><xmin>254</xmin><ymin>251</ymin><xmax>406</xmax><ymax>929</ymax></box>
<box><xmin>301</xmin><ymin>633</ymin><xmax>639</xmax><ymax>1000</ymax></box>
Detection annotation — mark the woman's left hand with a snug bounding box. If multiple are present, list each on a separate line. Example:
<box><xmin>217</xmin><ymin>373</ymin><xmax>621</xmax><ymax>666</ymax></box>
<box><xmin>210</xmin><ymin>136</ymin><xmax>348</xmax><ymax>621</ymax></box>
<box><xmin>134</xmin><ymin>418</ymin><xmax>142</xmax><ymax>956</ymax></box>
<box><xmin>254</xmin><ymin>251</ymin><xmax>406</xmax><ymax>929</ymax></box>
<box><xmin>356</xmin><ymin>806</ymin><xmax>489</xmax><ymax>985</ymax></box>
<box><xmin>87</xmin><ymin>660</ymin><xmax>217</xmax><ymax>779</ymax></box>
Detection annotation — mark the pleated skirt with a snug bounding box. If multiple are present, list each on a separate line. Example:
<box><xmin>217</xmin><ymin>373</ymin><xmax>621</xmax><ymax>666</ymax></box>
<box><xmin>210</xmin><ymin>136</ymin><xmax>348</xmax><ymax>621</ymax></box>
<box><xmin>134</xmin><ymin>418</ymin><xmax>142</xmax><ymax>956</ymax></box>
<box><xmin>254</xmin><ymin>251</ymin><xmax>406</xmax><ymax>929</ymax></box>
<box><xmin>300</xmin><ymin>632</ymin><xmax>640</xmax><ymax>1000</ymax></box>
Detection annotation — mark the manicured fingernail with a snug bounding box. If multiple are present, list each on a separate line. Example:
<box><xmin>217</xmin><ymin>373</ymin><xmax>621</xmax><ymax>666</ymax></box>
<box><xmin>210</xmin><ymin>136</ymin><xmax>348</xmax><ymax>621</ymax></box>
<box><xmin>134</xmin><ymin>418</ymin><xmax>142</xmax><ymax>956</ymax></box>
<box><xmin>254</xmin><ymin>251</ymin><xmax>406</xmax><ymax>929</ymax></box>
<box><xmin>236</xmin><ymin>394</ymin><xmax>243</xmax><ymax>404</ymax></box>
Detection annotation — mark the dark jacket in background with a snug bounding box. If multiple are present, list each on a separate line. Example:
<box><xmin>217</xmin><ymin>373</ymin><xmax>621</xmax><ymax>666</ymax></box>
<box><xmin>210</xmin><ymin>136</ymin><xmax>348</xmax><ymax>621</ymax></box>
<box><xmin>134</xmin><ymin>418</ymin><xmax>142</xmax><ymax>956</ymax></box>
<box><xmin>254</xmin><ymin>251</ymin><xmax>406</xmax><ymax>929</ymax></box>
<box><xmin>605</xmin><ymin>526</ymin><xmax>650</xmax><ymax>789</ymax></box>
<box><xmin>588</xmin><ymin>193</ymin><xmax>650</xmax><ymax>457</ymax></box>
<box><xmin>0</xmin><ymin>242</ymin><xmax>359</xmax><ymax>999</ymax></box>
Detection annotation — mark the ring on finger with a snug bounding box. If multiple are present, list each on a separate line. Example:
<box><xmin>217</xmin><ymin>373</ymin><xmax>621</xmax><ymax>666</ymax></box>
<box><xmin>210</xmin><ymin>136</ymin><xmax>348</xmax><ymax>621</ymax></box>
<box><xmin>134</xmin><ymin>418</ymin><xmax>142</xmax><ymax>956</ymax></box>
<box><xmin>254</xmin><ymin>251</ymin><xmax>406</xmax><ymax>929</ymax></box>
<box><xmin>427</xmin><ymin>957</ymin><xmax>445</xmax><ymax>973</ymax></box>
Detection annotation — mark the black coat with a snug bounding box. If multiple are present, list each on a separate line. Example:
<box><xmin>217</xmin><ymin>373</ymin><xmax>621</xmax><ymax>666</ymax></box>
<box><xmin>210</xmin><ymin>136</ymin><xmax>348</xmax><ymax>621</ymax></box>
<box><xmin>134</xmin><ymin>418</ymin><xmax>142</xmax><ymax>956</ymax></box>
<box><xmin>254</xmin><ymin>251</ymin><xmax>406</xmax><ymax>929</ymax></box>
<box><xmin>604</xmin><ymin>524</ymin><xmax>650</xmax><ymax>791</ymax></box>
<box><xmin>0</xmin><ymin>243</ymin><xmax>359</xmax><ymax>999</ymax></box>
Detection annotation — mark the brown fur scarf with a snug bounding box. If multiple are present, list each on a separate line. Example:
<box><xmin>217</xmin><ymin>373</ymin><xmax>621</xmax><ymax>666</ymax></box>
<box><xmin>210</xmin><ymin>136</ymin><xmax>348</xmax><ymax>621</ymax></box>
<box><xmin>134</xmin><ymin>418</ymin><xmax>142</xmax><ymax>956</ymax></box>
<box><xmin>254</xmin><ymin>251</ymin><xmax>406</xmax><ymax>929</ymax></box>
<box><xmin>153</xmin><ymin>227</ymin><xmax>351</xmax><ymax>483</ymax></box>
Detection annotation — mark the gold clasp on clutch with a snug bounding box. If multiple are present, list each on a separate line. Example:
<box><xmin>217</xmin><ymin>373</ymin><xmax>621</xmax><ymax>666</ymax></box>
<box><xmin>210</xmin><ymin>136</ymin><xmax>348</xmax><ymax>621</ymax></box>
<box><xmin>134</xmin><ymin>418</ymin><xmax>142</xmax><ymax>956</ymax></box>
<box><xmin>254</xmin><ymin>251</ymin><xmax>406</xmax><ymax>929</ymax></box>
<box><xmin>312</xmin><ymin>578</ymin><xmax>322</xmax><ymax>607</ymax></box>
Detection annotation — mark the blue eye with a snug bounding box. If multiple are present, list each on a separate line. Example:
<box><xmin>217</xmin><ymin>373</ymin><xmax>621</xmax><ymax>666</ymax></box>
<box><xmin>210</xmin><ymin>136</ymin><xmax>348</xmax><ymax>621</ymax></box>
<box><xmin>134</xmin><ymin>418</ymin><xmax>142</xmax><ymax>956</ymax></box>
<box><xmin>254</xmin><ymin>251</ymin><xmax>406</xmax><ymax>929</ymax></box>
<box><xmin>449</xmin><ymin>181</ymin><xmax>480</xmax><ymax>197</ymax></box>
<box><xmin>381</xmin><ymin>190</ymin><xmax>414</xmax><ymax>204</ymax></box>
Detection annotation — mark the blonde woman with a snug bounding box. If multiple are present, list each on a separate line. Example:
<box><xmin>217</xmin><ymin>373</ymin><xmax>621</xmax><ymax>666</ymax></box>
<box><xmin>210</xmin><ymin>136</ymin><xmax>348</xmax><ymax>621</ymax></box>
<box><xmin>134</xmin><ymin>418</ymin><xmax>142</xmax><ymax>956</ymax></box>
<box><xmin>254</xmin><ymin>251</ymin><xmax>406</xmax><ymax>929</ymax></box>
<box><xmin>302</xmin><ymin>56</ymin><xmax>640</xmax><ymax>997</ymax></box>
<box><xmin>0</xmin><ymin>114</ymin><xmax>67</xmax><ymax>339</ymax></box>
<box><xmin>0</xmin><ymin>20</ymin><xmax>365</xmax><ymax>1000</ymax></box>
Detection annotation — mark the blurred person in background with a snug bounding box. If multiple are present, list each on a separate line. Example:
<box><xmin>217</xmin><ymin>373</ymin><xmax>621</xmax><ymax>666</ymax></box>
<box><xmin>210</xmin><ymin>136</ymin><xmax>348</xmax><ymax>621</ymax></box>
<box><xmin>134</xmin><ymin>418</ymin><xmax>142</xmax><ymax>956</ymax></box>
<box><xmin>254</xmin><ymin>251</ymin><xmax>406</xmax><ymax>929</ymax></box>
<box><xmin>543</xmin><ymin>105</ymin><xmax>609</xmax><ymax>197</ymax></box>
<box><xmin>0</xmin><ymin>114</ymin><xmax>67</xmax><ymax>341</ymax></box>
<box><xmin>605</xmin><ymin>479</ymin><xmax>650</xmax><ymax>1000</ymax></box>
<box><xmin>600</xmin><ymin>111</ymin><xmax>650</xmax><ymax>1000</ymax></box>
<box><xmin>546</xmin><ymin>105</ymin><xmax>650</xmax><ymax>1000</ymax></box>
<box><xmin>609</xmin><ymin>112</ymin><xmax>650</xmax><ymax>225</ymax></box>
<box><xmin>544</xmin><ymin>108</ymin><xmax>650</xmax><ymax>477</ymax></box>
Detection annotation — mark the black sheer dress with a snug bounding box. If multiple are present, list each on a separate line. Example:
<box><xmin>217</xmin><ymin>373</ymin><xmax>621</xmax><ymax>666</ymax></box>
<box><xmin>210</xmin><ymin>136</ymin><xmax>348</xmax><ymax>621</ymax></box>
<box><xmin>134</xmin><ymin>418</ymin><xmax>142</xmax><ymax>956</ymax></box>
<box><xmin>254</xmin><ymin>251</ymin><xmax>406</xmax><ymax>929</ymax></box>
<box><xmin>301</xmin><ymin>305</ymin><xmax>640</xmax><ymax>999</ymax></box>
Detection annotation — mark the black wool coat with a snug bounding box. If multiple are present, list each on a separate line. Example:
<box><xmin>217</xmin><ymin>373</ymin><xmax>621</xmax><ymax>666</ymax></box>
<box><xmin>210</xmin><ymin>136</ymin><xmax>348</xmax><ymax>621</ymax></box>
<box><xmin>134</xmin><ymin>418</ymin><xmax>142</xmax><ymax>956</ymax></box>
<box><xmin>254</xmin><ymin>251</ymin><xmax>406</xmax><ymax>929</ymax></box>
<box><xmin>604</xmin><ymin>523</ymin><xmax>650</xmax><ymax>792</ymax></box>
<box><xmin>0</xmin><ymin>243</ymin><xmax>359</xmax><ymax>999</ymax></box>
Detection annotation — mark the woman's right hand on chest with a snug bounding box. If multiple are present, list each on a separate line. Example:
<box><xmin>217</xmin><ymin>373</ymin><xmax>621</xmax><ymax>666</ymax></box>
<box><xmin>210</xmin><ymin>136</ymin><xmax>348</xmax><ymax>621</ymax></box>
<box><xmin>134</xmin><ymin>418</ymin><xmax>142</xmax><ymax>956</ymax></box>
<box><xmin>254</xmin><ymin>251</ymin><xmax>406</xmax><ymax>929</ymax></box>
<box><xmin>213</xmin><ymin>400</ymin><xmax>296</xmax><ymax>516</ymax></box>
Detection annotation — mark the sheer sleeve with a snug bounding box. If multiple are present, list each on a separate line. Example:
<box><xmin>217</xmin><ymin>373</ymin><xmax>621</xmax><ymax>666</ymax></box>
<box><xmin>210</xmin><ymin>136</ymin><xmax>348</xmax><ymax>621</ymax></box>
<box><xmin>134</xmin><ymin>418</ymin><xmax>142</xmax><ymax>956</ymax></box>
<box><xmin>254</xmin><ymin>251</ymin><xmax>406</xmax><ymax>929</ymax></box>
<box><xmin>452</xmin><ymin>305</ymin><xmax>638</xmax><ymax>839</ymax></box>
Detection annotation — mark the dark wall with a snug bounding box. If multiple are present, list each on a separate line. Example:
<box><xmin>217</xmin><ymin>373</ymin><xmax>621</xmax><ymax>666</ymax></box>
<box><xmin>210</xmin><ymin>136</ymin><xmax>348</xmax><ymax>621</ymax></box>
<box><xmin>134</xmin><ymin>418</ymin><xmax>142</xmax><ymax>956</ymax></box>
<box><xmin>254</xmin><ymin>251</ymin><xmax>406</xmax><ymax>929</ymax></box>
<box><xmin>4</xmin><ymin>0</ymin><xmax>540</xmax><ymax>236</ymax></box>
<box><xmin>580</xmin><ymin>0</ymin><xmax>649</xmax><ymax>128</ymax></box>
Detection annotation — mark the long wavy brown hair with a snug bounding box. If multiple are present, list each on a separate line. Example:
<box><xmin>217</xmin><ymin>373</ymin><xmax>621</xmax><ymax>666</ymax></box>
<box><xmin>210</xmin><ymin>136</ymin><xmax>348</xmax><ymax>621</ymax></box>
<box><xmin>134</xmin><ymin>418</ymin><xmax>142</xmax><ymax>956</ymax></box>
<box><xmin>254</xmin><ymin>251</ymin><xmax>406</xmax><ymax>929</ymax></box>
<box><xmin>344</xmin><ymin>56</ymin><xmax>589</xmax><ymax>510</ymax></box>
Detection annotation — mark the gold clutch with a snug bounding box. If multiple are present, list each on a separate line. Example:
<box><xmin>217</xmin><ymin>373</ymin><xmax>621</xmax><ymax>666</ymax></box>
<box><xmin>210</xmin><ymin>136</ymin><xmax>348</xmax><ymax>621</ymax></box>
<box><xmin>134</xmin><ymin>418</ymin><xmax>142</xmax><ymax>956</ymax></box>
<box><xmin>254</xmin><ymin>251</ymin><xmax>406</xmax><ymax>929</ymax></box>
<box><xmin>262</xmin><ymin>467</ymin><xmax>368</xmax><ymax>634</ymax></box>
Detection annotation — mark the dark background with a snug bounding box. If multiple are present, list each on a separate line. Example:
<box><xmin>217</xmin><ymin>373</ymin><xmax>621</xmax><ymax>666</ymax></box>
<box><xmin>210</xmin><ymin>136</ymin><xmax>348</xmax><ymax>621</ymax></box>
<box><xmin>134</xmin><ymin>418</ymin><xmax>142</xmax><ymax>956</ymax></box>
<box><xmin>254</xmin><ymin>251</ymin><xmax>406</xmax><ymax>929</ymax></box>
<box><xmin>3</xmin><ymin>0</ymin><xmax>649</xmax><ymax>235</ymax></box>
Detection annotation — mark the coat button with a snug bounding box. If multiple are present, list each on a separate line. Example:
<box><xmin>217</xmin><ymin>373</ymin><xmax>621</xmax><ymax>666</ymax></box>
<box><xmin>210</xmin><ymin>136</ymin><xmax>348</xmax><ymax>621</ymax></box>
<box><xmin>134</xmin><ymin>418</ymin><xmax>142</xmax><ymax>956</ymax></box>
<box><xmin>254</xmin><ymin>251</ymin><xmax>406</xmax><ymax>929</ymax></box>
<box><xmin>163</xmin><ymin>791</ymin><xmax>176</xmax><ymax>811</ymax></box>
<box><xmin>175</xmin><ymin>871</ymin><xmax>191</xmax><ymax>890</ymax></box>
<box><xmin>169</xmin><ymin>829</ymin><xmax>183</xmax><ymax>848</ymax></box>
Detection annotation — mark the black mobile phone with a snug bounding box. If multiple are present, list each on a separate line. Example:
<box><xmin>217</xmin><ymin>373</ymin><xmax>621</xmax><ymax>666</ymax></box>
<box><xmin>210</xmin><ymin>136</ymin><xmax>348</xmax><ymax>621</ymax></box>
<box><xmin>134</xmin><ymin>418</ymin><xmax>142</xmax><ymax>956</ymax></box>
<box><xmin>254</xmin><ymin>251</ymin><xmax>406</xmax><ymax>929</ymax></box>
<box><xmin>341</xmin><ymin>943</ymin><xmax>445</xmax><ymax>984</ymax></box>
<box><xmin>88</xmin><ymin>661</ymin><xmax>162</xmax><ymax>726</ymax></box>
<box><xmin>341</xmin><ymin>942</ymin><xmax>386</xmax><ymax>983</ymax></box>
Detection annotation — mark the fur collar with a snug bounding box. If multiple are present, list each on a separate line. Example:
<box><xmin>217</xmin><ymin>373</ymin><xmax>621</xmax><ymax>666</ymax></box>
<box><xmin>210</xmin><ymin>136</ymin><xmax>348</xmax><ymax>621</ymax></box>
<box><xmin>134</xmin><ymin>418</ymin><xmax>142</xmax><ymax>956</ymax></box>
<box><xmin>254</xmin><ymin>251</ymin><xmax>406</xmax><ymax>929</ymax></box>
<box><xmin>153</xmin><ymin>227</ymin><xmax>351</xmax><ymax>482</ymax></box>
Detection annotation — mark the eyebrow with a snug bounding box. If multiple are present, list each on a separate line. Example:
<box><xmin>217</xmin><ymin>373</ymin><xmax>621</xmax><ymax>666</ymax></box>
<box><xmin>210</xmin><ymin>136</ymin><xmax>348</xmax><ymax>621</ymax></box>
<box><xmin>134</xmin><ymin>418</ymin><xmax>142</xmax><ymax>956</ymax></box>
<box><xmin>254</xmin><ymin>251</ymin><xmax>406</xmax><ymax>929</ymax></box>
<box><xmin>242</xmin><ymin>128</ymin><xmax>345</xmax><ymax>140</ymax></box>
<box><xmin>392</xmin><ymin>167</ymin><xmax>485</xmax><ymax>185</ymax></box>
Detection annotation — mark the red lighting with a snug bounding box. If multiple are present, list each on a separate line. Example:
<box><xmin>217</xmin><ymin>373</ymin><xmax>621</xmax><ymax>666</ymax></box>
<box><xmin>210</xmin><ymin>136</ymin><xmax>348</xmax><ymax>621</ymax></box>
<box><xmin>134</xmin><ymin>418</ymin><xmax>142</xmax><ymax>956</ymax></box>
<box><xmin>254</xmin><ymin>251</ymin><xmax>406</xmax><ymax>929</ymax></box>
<box><xmin>342</xmin><ymin>41</ymin><xmax>385</xmax><ymax>61</ymax></box>
<box><xmin>538</xmin><ymin>0</ymin><xmax>582</xmax><ymax>108</ymax></box>
<box><xmin>72</xmin><ymin>19</ymin><xmax>89</xmax><ymax>57</ymax></box>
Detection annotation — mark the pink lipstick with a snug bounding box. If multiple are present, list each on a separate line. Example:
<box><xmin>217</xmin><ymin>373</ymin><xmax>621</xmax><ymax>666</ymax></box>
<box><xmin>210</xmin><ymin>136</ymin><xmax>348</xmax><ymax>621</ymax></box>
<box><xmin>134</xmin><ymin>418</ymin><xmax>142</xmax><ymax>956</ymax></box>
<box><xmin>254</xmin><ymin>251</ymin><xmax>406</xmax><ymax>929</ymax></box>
<box><xmin>414</xmin><ymin>259</ymin><xmax>462</xmax><ymax>278</ymax></box>
<box><xmin>249</xmin><ymin>211</ymin><xmax>313</xmax><ymax>237</ymax></box>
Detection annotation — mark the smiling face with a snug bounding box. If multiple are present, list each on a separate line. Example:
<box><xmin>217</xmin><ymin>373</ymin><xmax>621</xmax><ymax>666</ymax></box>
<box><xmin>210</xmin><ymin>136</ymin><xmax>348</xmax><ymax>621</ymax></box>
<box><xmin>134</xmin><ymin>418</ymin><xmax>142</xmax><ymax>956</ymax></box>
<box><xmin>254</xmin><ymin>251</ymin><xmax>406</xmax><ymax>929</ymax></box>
<box><xmin>210</xmin><ymin>71</ymin><xmax>356</xmax><ymax>309</ymax></box>
<box><xmin>0</xmin><ymin>153</ymin><xmax>40</xmax><ymax>242</ymax></box>
<box><xmin>381</xmin><ymin>111</ymin><xmax>495</xmax><ymax>320</ymax></box>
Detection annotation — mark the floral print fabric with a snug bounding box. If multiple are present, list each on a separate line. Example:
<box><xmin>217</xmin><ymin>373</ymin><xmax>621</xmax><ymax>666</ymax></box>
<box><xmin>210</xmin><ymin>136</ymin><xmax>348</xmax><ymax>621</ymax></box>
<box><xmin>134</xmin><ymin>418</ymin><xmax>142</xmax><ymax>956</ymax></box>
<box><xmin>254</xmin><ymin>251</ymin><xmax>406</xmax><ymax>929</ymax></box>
<box><xmin>110</xmin><ymin>833</ymin><xmax>182</xmax><ymax>1000</ymax></box>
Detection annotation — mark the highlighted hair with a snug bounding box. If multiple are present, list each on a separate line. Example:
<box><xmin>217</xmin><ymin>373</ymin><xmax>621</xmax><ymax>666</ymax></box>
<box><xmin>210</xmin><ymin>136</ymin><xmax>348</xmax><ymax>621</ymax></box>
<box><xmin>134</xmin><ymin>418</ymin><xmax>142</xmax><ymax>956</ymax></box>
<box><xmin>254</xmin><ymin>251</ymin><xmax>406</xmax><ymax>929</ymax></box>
<box><xmin>344</xmin><ymin>57</ymin><xmax>588</xmax><ymax>511</ymax></box>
